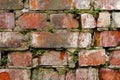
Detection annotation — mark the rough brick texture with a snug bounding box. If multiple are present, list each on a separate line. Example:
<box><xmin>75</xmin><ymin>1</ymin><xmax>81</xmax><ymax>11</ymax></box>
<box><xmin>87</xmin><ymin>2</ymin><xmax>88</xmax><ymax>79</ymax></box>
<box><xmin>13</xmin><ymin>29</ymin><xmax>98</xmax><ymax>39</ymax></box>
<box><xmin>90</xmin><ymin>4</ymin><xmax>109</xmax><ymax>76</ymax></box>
<box><xmin>30</xmin><ymin>0</ymin><xmax>73</xmax><ymax>10</ymax></box>
<box><xmin>95</xmin><ymin>31</ymin><xmax>120</xmax><ymax>47</ymax></box>
<box><xmin>31</xmin><ymin>31</ymin><xmax>78</xmax><ymax>48</ymax></box>
<box><xmin>99</xmin><ymin>68</ymin><xmax>120</xmax><ymax>80</ymax></box>
<box><xmin>38</xmin><ymin>50</ymin><xmax>67</xmax><ymax>67</ymax></box>
<box><xmin>94</xmin><ymin>0</ymin><xmax>120</xmax><ymax>10</ymax></box>
<box><xmin>50</xmin><ymin>13</ymin><xmax>79</xmax><ymax>29</ymax></box>
<box><xmin>8</xmin><ymin>52</ymin><xmax>32</xmax><ymax>67</ymax></box>
<box><xmin>79</xmin><ymin>49</ymin><xmax>106</xmax><ymax>66</ymax></box>
<box><xmin>18</xmin><ymin>13</ymin><xmax>47</xmax><ymax>29</ymax></box>
<box><xmin>0</xmin><ymin>13</ymin><xmax>14</xmax><ymax>29</ymax></box>
<box><xmin>0</xmin><ymin>0</ymin><xmax>23</xmax><ymax>9</ymax></box>
<box><xmin>81</xmin><ymin>13</ymin><xmax>96</xmax><ymax>28</ymax></box>
<box><xmin>112</xmin><ymin>12</ymin><xmax>120</xmax><ymax>28</ymax></box>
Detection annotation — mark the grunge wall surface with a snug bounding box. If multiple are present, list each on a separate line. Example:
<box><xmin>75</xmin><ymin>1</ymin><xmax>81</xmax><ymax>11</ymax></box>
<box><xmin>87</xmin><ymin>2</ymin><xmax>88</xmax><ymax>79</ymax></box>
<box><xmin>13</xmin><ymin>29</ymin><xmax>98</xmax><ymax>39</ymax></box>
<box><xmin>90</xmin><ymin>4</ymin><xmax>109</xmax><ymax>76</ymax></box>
<box><xmin>0</xmin><ymin>0</ymin><xmax>120</xmax><ymax>80</ymax></box>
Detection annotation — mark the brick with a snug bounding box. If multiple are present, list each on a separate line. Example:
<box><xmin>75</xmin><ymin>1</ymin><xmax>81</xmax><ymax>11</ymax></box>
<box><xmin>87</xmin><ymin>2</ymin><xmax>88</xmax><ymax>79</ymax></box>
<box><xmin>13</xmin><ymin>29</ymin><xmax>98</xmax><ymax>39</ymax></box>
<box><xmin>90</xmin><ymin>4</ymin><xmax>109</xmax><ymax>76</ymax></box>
<box><xmin>112</xmin><ymin>12</ymin><xmax>120</xmax><ymax>28</ymax></box>
<box><xmin>95</xmin><ymin>31</ymin><xmax>120</xmax><ymax>47</ymax></box>
<box><xmin>18</xmin><ymin>13</ymin><xmax>47</xmax><ymax>29</ymax></box>
<box><xmin>66</xmin><ymin>71</ymin><xmax>75</xmax><ymax>80</ymax></box>
<box><xmin>76</xmin><ymin>68</ymin><xmax>99</xmax><ymax>80</ymax></box>
<box><xmin>32</xmin><ymin>68</ymin><xmax>64</xmax><ymax>80</ymax></box>
<box><xmin>0</xmin><ymin>13</ymin><xmax>14</xmax><ymax>29</ymax></box>
<box><xmin>99</xmin><ymin>68</ymin><xmax>120</xmax><ymax>80</ymax></box>
<box><xmin>94</xmin><ymin>0</ymin><xmax>120</xmax><ymax>10</ymax></box>
<box><xmin>110</xmin><ymin>50</ymin><xmax>120</xmax><ymax>66</ymax></box>
<box><xmin>0</xmin><ymin>0</ymin><xmax>23</xmax><ymax>9</ymax></box>
<box><xmin>0</xmin><ymin>69</ymin><xmax>30</xmax><ymax>80</ymax></box>
<box><xmin>0</xmin><ymin>32</ymin><xmax>27</xmax><ymax>49</ymax></box>
<box><xmin>75</xmin><ymin>0</ymin><xmax>91</xmax><ymax>9</ymax></box>
<box><xmin>78</xmin><ymin>32</ymin><xmax>92</xmax><ymax>48</ymax></box>
<box><xmin>8</xmin><ymin>51</ymin><xmax>32</xmax><ymax>67</ymax></box>
<box><xmin>50</xmin><ymin>14</ymin><xmax>78</xmax><ymax>29</ymax></box>
<box><xmin>38</xmin><ymin>50</ymin><xmax>67</xmax><ymax>67</ymax></box>
<box><xmin>79</xmin><ymin>49</ymin><xmax>106</xmax><ymax>66</ymax></box>
<box><xmin>81</xmin><ymin>13</ymin><xmax>96</xmax><ymax>28</ymax></box>
<box><xmin>97</xmin><ymin>12</ymin><xmax>111</xmax><ymax>28</ymax></box>
<box><xmin>30</xmin><ymin>0</ymin><xmax>73</xmax><ymax>10</ymax></box>
<box><xmin>30</xmin><ymin>31</ymin><xmax>78</xmax><ymax>48</ymax></box>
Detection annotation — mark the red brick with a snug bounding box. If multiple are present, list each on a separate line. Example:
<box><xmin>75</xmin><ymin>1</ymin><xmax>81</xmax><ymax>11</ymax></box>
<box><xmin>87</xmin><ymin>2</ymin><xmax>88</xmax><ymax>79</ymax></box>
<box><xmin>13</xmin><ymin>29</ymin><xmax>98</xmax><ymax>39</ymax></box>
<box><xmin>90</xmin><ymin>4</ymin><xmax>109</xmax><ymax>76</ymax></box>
<box><xmin>8</xmin><ymin>51</ymin><xmax>32</xmax><ymax>67</ymax></box>
<box><xmin>110</xmin><ymin>50</ymin><xmax>120</xmax><ymax>66</ymax></box>
<box><xmin>99</xmin><ymin>68</ymin><xmax>120</xmax><ymax>80</ymax></box>
<box><xmin>0</xmin><ymin>13</ymin><xmax>14</xmax><ymax>29</ymax></box>
<box><xmin>94</xmin><ymin>0</ymin><xmax>120</xmax><ymax>10</ymax></box>
<box><xmin>50</xmin><ymin>14</ymin><xmax>78</xmax><ymax>29</ymax></box>
<box><xmin>0</xmin><ymin>0</ymin><xmax>23</xmax><ymax>9</ymax></box>
<box><xmin>95</xmin><ymin>31</ymin><xmax>120</xmax><ymax>47</ymax></box>
<box><xmin>79</xmin><ymin>49</ymin><xmax>106</xmax><ymax>66</ymax></box>
<box><xmin>81</xmin><ymin>13</ymin><xmax>96</xmax><ymax>28</ymax></box>
<box><xmin>112</xmin><ymin>12</ymin><xmax>120</xmax><ymax>28</ymax></box>
<box><xmin>78</xmin><ymin>32</ymin><xmax>92</xmax><ymax>48</ymax></box>
<box><xmin>0</xmin><ymin>69</ymin><xmax>30</xmax><ymax>80</ymax></box>
<box><xmin>66</xmin><ymin>71</ymin><xmax>75</xmax><ymax>80</ymax></box>
<box><xmin>97</xmin><ymin>12</ymin><xmax>111</xmax><ymax>28</ymax></box>
<box><xmin>30</xmin><ymin>31</ymin><xmax>78</xmax><ymax>48</ymax></box>
<box><xmin>30</xmin><ymin>0</ymin><xmax>73</xmax><ymax>10</ymax></box>
<box><xmin>38</xmin><ymin>50</ymin><xmax>67</xmax><ymax>67</ymax></box>
<box><xmin>0</xmin><ymin>32</ymin><xmax>27</xmax><ymax>49</ymax></box>
<box><xmin>75</xmin><ymin>0</ymin><xmax>91</xmax><ymax>9</ymax></box>
<box><xmin>18</xmin><ymin>13</ymin><xmax>47</xmax><ymax>29</ymax></box>
<box><xmin>76</xmin><ymin>68</ymin><xmax>99</xmax><ymax>80</ymax></box>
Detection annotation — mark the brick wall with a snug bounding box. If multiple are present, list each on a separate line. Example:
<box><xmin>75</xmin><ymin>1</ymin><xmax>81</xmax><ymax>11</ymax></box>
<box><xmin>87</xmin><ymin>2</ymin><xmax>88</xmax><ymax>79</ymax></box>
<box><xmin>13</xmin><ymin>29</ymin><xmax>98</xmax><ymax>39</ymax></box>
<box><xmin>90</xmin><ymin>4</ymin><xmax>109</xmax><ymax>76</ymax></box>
<box><xmin>0</xmin><ymin>0</ymin><xmax>120</xmax><ymax>80</ymax></box>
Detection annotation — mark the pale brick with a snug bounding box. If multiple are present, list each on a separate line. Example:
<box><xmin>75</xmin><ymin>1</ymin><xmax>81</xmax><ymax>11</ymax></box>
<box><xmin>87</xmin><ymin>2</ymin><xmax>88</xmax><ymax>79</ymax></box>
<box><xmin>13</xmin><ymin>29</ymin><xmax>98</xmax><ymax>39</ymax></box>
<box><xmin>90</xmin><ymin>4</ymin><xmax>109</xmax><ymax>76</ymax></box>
<box><xmin>112</xmin><ymin>12</ymin><xmax>120</xmax><ymax>28</ymax></box>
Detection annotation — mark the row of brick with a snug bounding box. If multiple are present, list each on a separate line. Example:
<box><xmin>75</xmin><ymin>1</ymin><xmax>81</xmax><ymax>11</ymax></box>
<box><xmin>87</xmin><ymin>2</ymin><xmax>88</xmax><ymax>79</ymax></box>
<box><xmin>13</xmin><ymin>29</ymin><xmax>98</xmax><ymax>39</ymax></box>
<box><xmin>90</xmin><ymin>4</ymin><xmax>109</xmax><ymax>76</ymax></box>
<box><xmin>2</xmin><ymin>12</ymin><xmax>120</xmax><ymax>30</ymax></box>
<box><xmin>0</xmin><ymin>31</ymin><xmax>120</xmax><ymax>49</ymax></box>
<box><xmin>1</xmin><ymin>0</ymin><xmax>120</xmax><ymax>10</ymax></box>
<box><xmin>0</xmin><ymin>68</ymin><xmax>119</xmax><ymax>80</ymax></box>
<box><xmin>5</xmin><ymin>49</ymin><xmax>120</xmax><ymax>68</ymax></box>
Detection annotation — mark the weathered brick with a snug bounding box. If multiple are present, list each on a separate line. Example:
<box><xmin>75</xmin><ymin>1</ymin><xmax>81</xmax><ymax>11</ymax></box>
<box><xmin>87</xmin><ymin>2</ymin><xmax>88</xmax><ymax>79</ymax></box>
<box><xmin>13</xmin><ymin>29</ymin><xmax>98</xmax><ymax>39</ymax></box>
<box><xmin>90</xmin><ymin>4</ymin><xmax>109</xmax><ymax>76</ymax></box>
<box><xmin>78</xmin><ymin>32</ymin><xmax>92</xmax><ymax>48</ymax></box>
<box><xmin>95</xmin><ymin>31</ymin><xmax>120</xmax><ymax>47</ymax></box>
<box><xmin>30</xmin><ymin>31</ymin><xmax>78</xmax><ymax>48</ymax></box>
<box><xmin>81</xmin><ymin>13</ymin><xmax>96</xmax><ymax>28</ymax></box>
<box><xmin>18</xmin><ymin>13</ymin><xmax>47</xmax><ymax>29</ymax></box>
<box><xmin>97</xmin><ymin>12</ymin><xmax>111</xmax><ymax>28</ymax></box>
<box><xmin>50</xmin><ymin>14</ymin><xmax>78</xmax><ymax>29</ymax></box>
<box><xmin>76</xmin><ymin>68</ymin><xmax>99</xmax><ymax>80</ymax></box>
<box><xmin>0</xmin><ymin>0</ymin><xmax>23</xmax><ymax>9</ymax></box>
<box><xmin>8</xmin><ymin>51</ymin><xmax>32</xmax><ymax>67</ymax></box>
<box><xmin>32</xmin><ymin>68</ymin><xmax>64</xmax><ymax>80</ymax></box>
<box><xmin>38</xmin><ymin>50</ymin><xmax>67</xmax><ymax>67</ymax></box>
<box><xmin>94</xmin><ymin>0</ymin><xmax>120</xmax><ymax>10</ymax></box>
<box><xmin>75</xmin><ymin>0</ymin><xmax>91</xmax><ymax>9</ymax></box>
<box><xmin>110</xmin><ymin>50</ymin><xmax>120</xmax><ymax>66</ymax></box>
<box><xmin>79</xmin><ymin>49</ymin><xmax>106</xmax><ymax>66</ymax></box>
<box><xmin>0</xmin><ymin>32</ymin><xmax>27</xmax><ymax>49</ymax></box>
<box><xmin>0</xmin><ymin>13</ymin><xmax>14</xmax><ymax>29</ymax></box>
<box><xmin>112</xmin><ymin>12</ymin><xmax>120</xmax><ymax>28</ymax></box>
<box><xmin>0</xmin><ymin>69</ymin><xmax>30</xmax><ymax>80</ymax></box>
<box><xmin>30</xmin><ymin>0</ymin><xmax>73</xmax><ymax>10</ymax></box>
<box><xmin>99</xmin><ymin>68</ymin><xmax>120</xmax><ymax>80</ymax></box>
<box><xmin>66</xmin><ymin>71</ymin><xmax>75</xmax><ymax>80</ymax></box>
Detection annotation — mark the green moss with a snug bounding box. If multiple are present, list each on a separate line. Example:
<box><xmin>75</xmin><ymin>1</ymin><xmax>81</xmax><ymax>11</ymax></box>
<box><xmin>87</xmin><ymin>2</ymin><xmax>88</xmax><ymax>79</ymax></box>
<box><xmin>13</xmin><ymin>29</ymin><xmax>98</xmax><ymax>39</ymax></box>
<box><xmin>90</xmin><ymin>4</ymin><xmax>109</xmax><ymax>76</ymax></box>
<box><xmin>88</xmin><ymin>8</ymin><xmax>100</xmax><ymax>17</ymax></box>
<box><xmin>0</xmin><ymin>56</ymin><xmax>8</xmax><ymax>66</ymax></box>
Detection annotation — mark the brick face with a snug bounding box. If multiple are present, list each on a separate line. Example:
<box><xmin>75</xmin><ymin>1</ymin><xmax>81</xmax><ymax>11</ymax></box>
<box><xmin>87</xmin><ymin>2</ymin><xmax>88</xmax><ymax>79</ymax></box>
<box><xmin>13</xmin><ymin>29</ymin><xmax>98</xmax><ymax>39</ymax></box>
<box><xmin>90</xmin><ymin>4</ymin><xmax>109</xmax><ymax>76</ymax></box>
<box><xmin>18</xmin><ymin>13</ymin><xmax>47</xmax><ymax>29</ymax></box>
<box><xmin>79</xmin><ymin>49</ymin><xmax>106</xmax><ymax>66</ymax></box>
<box><xmin>112</xmin><ymin>12</ymin><xmax>120</xmax><ymax>28</ymax></box>
<box><xmin>110</xmin><ymin>50</ymin><xmax>120</xmax><ymax>66</ymax></box>
<box><xmin>30</xmin><ymin>31</ymin><xmax>78</xmax><ymax>48</ymax></box>
<box><xmin>30</xmin><ymin>0</ymin><xmax>73</xmax><ymax>10</ymax></box>
<box><xmin>38</xmin><ymin>50</ymin><xmax>67</xmax><ymax>67</ymax></box>
<box><xmin>0</xmin><ymin>13</ymin><xmax>14</xmax><ymax>29</ymax></box>
<box><xmin>94</xmin><ymin>0</ymin><xmax>120</xmax><ymax>10</ymax></box>
<box><xmin>8</xmin><ymin>52</ymin><xmax>32</xmax><ymax>67</ymax></box>
<box><xmin>95</xmin><ymin>31</ymin><xmax>120</xmax><ymax>47</ymax></box>
<box><xmin>0</xmin><ymin>0</ymin><xmax>23</xmax><ymax>9</ymax></box>
<box><xmin>50</xmin><ymin>14</ymin><xmax>79</xmax><ymax>29</ymax></box>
